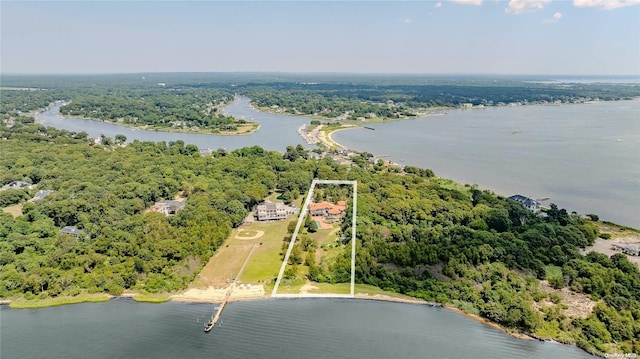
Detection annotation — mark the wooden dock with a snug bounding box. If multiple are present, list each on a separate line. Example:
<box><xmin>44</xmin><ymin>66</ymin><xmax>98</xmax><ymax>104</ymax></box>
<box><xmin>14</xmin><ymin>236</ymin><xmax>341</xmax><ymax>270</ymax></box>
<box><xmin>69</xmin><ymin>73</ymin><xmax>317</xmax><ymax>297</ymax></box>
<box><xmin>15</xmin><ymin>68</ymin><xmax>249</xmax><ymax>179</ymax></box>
<box><xmin>207</xmin><ymin>244</ymin><xmax>257</xmax><ymax>332</ymax></box>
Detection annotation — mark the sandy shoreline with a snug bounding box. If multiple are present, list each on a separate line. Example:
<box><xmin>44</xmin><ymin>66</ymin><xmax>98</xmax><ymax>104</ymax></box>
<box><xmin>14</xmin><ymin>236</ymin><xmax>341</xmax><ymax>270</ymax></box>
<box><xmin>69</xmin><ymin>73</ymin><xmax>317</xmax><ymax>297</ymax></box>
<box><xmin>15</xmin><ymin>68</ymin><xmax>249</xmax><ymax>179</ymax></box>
<box><xmin>324</xmin><ymin>127</ymin><xmax>359</xmax><ymax>149</ymax></box>
<box><xmin>171</xmin><ymin>284</ymin><xmax>267</xmax><ymax>303</ymax></box>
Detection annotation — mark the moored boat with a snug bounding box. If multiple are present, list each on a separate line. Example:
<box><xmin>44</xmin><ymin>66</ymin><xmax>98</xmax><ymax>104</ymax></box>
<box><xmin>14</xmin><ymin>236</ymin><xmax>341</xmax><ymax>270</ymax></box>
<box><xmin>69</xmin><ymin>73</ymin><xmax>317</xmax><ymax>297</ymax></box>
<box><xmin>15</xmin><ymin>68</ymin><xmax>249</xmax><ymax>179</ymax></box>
<box><xmin>204</xmin><ymin>319</ymin><xmax>215</xmax><ymax>332</ymax></box>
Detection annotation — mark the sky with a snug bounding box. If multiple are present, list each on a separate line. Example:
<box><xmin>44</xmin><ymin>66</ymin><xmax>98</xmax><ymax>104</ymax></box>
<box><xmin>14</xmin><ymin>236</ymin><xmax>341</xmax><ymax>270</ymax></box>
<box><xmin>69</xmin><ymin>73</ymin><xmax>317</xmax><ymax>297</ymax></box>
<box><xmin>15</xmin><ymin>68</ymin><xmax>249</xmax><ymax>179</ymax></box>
<box><xmin>1</xmin><ymin>1</ymin><xmax>639</xmax><ymax>75</ymax></box>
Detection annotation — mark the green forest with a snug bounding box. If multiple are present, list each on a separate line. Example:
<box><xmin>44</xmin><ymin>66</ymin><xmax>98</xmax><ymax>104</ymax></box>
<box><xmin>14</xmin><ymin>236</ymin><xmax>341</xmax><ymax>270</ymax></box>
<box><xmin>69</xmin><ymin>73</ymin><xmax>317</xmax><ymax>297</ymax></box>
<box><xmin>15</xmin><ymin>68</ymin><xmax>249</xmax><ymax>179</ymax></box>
<box><xmin>1</xmin><ymin>118</ymin><xmax>638</xmax><ymax>355</ymax></box>
<box><xmin>58</xmin><ymin>88</ymin><xmax>252</xmax><ymax>133</ymax></box>
<box><xmin>1</xmin><ymin>75</ymin><xmax>639</xmax><ymax>356</ymax></box>
<box><xmin>3</xmin><ymin>74</ymin><xmax>640</xmax><ymax>124</ymax></box>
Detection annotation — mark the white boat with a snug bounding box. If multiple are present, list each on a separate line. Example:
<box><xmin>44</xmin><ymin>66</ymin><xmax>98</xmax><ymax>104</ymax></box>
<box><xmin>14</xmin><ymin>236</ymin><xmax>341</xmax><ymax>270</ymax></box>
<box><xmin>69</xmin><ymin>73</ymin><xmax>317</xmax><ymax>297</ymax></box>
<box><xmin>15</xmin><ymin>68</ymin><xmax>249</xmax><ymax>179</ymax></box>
<box><xmin>204</xmin><ymin>319</ymin><xmax>214</xmax><ymax>332</ymax></box>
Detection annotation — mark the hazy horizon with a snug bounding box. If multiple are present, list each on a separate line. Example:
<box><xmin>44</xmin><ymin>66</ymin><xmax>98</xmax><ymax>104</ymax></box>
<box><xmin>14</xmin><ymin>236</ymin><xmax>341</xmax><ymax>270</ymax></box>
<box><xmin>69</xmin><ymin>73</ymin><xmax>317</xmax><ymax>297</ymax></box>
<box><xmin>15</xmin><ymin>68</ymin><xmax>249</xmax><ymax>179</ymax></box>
<box><xmin>2</xmin><ymin>71</ymin><xmax>640</xmax><ymax>78</ymax></box>
<box><xmin>2</xmin><ymin>1</ymin><xmax>640</xmax><ymax>75</ymax></box>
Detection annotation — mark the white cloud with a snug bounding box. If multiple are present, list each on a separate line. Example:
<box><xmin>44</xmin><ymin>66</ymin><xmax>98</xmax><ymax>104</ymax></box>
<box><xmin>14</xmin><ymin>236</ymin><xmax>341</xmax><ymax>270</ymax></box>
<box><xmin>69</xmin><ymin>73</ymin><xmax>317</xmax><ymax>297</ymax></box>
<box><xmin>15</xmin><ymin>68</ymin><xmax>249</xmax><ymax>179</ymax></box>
<box><xmin>449</xmin><ymin>0</ymin><xmax>483</xmax><ymax>5</ymax></box>
<box><xmin>435</xmin><ymin>2</ymin><xmax>443</xmax><ymax>8</ymax></box>
<box><xmin>543</xmin><ymin>12</ymin><xmax>563</xmax><ymax>23</ymax></box>
<box><xmin>505</xmin><ymin>0</ymin><xmax>551</xmax><ymax>14</ymax></box>
<box><xmin>573</xmin><ymin>0</ymin><xmax>640</xmax><ymax>9</ymax></box>
<box><xmin>400</xmin><ymin>18</ymin><xmax>412</xmax><ymax>24</ymax></box>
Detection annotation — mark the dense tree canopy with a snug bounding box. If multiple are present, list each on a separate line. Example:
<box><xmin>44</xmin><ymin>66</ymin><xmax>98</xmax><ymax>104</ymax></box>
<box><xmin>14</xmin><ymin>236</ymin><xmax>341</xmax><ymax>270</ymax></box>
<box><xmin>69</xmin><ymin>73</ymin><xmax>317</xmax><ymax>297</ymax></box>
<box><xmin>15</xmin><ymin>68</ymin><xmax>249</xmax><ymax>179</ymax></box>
<box><xmin>1</xmin><ymin>75</ymin><xmax>639</xmax><ymax>355</ymax></box>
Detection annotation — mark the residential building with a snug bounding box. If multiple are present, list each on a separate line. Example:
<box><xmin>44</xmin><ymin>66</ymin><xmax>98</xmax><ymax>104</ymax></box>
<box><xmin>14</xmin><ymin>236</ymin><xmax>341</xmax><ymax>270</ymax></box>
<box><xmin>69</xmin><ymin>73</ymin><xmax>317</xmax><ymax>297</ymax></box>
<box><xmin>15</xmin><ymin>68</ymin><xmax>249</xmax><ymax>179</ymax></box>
<box><xmin>150</xmin><ymin>199</ymin><xmax>187</xmax><ymax>215</ymax></box>
<box><xmin>60</xmin><ymin>226</ymin><xmax>81</xmax><ymax>238</ymax></box>
<box><xmin>256</xmin><ymin>202</ymin><xmax>297</xmax><ymax>221</ymax></box>
<box><xmin>199</xmin><ymin>148</ymin><xmax>213</xmax><ymax>156</ymax></box>
<box><xmin>309</xmin><ymin>201</ymin><xmax>347</xmax><ymax>218</ymax></box>
<box><xmin>1</xmin><ymin>181</ymin><xmax>32</xmax><ymax>191</ymax></box>
<box><xmin>31</xmin><ymin>190</ymin><xmax>52</xmax><ymax>201</ymax></box>
<box><xmin>508</xmin><ymin>194</ymin><xmax>539</xmax><ymax>212</ymax></box>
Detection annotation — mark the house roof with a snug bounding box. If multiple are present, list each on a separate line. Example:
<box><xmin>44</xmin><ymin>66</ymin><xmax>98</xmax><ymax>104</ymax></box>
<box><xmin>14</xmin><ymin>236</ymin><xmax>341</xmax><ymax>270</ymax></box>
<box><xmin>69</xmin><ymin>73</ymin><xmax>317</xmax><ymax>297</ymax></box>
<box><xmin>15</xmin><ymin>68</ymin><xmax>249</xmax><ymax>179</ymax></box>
<box><xmin>258</xmin><ymin>202</ymin><xmax>287</xmax><ymax>211</ymax></box>
<box><xmin>60</xmin><ymin>226</ymin><xmax>80</xmax><ymax>235</ymax></box>
<box><xmin>1</xmin><ymin>181</ymin><xmax>31</xmax><ymax>190</ymax></box>
<box><xmin>309</xmin><ymin>201</ymin><xmax>333</xmax><ymax>211</ymax></box>
<box><xmin>508</xmin><ymin>194</ymin><xmax>538</xmax><ymax>207</ymax></box>
<box><xmin>32</xmin><ymin>190</ymin><xmax>52</xmax><ymax>201</ymax></box>
<box><xmin>310</xmin><ymin>201</ymin><xmax>346</xmax><ymax>215</ymax></box>
<box><xmin>165</xmin><ymin>200</ymin><xmax>186</xmax><ymax>208</ymax></box>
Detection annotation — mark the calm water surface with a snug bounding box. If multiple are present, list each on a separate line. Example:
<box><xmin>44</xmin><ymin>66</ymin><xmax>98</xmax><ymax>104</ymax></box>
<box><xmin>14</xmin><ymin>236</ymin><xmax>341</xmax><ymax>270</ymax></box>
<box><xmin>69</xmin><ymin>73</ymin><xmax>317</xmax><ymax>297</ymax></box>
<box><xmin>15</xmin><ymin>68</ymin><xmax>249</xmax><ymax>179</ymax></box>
<box><xmin>35</xmin><ymin>97</ymin><xmax>311</xmax><ymax>152</ymax></box>
<box><xmin>334</xmin><ymin>101</ymin><xmax>640</xmax><ymax>228</ymax></box>
<box><xmin>1</xmin><ymin>298</ymin><xmax>594</xmax><ymax>359</ymax></box>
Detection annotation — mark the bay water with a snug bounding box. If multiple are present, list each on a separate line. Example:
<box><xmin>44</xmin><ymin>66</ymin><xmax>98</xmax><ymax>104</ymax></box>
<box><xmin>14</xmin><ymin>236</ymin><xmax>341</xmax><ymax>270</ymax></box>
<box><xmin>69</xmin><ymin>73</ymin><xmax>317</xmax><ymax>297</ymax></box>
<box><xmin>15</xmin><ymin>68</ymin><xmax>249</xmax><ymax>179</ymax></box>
<box><xmin>0</xmin><ymin>298</ymin><xmax>593</xmax><ymax>359</ymax></box>
<box><xmin>334</xmin><ymin>101</ymin><xmax>640</xmax><ymax>228</ymax></box>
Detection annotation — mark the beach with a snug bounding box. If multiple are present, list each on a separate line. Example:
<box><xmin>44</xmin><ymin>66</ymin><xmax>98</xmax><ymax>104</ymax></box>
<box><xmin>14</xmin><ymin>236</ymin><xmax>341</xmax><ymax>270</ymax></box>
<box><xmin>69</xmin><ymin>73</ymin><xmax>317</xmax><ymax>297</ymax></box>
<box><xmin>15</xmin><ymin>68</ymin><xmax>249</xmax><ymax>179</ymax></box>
<box><xmin>172</xmin><ymin>284</ymin><xmax>267</xmax><ymax>303</ymax></box>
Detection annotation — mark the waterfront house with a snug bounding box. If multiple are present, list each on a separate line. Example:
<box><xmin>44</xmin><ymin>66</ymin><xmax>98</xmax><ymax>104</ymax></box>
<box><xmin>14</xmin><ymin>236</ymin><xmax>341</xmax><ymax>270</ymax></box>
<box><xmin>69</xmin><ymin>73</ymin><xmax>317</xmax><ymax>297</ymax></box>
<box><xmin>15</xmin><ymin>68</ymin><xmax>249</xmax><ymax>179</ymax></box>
<box><xmin>256</xmin><ymin>202</ymin><xmax>297</xmax><ymax>221</ymax></box>
<box><xmin>199</xmin><ymin>148</ymin><xmax>213</xmax><ymax>156</ymax></box>
<box><xmin>508</xmin><ymin>194</ymin><xmax>539</xmax><ymax>212</ymax></box>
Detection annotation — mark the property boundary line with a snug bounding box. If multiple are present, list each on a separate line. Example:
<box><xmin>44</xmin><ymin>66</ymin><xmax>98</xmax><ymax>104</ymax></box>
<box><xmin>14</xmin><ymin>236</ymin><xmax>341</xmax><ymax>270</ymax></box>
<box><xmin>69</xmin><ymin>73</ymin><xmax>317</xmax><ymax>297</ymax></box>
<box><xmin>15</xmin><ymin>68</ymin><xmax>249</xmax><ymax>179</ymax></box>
<box><xmin>271</xmin><ymin>179</ymin><xmax>357</xmax><ymax>297</ymax></box>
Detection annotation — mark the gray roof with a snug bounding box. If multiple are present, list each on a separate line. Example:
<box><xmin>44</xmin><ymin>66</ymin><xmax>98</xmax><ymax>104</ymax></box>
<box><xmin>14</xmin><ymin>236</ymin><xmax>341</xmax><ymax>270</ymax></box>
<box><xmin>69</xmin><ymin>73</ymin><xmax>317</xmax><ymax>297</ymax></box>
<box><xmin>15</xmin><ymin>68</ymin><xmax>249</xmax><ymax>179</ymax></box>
<box><xmin>60</xmin><ymin>226</ymin><xmax>81</xmax><ymax>235</ymax></box>
<box><xmin>165</xmin><ymin>200</ymin><xmax>186</xmax><ymax>208</ymax></box>
<box><xmin>1</xmin><ymin>181</ymin><xmax>31</xmax><ymax>191</ymax></box>
<box><xmin>32</xmin><ymin>190</ymin><xmax>52</xmax><ymax>201</ymax></box>
<box><xmin>508</xmin><ymin>194</ymin><xmax>539</xmax><ymax>207</ymax></box>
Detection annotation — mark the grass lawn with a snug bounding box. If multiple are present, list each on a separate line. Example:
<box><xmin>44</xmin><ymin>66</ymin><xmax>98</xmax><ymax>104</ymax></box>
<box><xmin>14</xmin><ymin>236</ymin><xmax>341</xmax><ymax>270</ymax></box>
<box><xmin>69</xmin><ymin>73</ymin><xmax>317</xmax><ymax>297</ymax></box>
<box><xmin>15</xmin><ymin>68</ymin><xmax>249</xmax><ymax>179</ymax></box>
<box><xmin>9</xmin><ymin>293</ymin><xmax>111</xmax><ymax>309</ymax></box>
<box><xmin>2</xmin><ymin>204</ymin><xmax>23</xmax><ymax>218</ymax></box>
<box><xmin>240</xmin><ymin>220</ymin><xmax>294</xmax><ymax>284</ymax></box>
<box><xmin>132</xmin><ymin>293</ymin><xmax>172</xmax><ymax>303</ymax></box>
<box><xmin>191</xmin><ymin>217</ymin><xmax>296</xmax><ymax>288</ymax></box>
<box><xmin>238</xmin><ymin>230</ymin><xmax>258</xmax><ymax>237</ymax></box>
<box><xmin>545</xmin><ymin>265</ymin><xmax>563</xmax><ymax>280</ymax></box>
<box><xmin>277</xmin><ymin>281</ymin><xmax>424</xmax><ymax>300</ymax></box>
<box><xmin>430</xmin><ymin>177</ymin><xmax>472</xmax><ymax>194</ymax></box>
<box><xmin>274</xmin><ymin>278</ymin><xmax>306</xmax><ymax>294</ymax></box>
<box><xmin>310</xmin><ymin>282</ymin><xmax>352</xmax><ymax>294</ymax></box>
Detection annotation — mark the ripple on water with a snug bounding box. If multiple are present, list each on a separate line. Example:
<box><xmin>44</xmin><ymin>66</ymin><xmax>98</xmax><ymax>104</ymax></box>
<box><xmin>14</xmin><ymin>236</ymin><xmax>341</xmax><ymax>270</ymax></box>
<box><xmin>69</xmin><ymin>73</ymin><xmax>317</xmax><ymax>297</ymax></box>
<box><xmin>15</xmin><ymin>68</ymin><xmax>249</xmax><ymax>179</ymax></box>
<box><xmin>2</xmin><ymin>295</ymin><xmax>595</xmax><ymax>358</ymax></box>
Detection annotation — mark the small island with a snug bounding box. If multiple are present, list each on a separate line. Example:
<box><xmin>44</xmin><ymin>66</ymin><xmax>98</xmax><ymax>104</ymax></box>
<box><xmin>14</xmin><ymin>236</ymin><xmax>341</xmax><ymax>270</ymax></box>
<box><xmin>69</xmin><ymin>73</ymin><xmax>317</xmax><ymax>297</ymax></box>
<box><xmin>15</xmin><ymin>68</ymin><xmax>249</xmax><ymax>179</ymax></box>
<box><xmin>56</xmin><ymin>86</ymin><xmax>259</xmax><ymax>135</ymax></box>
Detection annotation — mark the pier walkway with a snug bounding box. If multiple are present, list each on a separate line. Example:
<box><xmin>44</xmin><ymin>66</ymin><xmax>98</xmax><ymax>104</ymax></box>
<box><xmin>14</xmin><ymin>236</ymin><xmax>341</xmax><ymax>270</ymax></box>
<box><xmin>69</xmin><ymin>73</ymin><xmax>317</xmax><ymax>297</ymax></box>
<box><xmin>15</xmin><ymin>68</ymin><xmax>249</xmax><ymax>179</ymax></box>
<box><xmin>209</xmin><ymin>244</ymin><xmax>257</xmax><ymax>331</ymax></box>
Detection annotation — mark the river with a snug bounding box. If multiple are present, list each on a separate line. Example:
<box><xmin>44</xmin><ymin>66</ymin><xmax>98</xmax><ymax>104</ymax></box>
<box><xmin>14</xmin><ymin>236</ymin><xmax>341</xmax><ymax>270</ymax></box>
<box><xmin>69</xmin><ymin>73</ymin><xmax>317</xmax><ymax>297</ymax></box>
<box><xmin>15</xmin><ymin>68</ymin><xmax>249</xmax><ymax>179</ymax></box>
<box><xmin>0</xmin><ymin>298</ymin><xmax>594</xmax><ymax>359</ymax></box>
<box><xmin>35</xmin><ymin>97</ymin><xmax>640</xmax><ymax>227</ymax></box>
<box><xmin>34</xmin><ymin>97</ymin><xmax>311</xmax><ymax>152</ymax></box>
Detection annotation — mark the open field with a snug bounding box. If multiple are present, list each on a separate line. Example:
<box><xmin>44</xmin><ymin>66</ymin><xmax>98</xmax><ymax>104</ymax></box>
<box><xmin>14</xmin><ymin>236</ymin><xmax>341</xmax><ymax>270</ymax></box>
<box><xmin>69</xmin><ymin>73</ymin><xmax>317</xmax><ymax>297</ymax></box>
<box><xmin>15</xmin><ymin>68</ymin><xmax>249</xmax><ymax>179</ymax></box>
<box><xmin>188</xmin><ymin>219</ymin><xmax>293</xmax><ymax>289</ymax></box>
<box><xmin>2</xmin><ymin>204</ymin><xmax>23</xmax><ymax>218</ymax></box>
